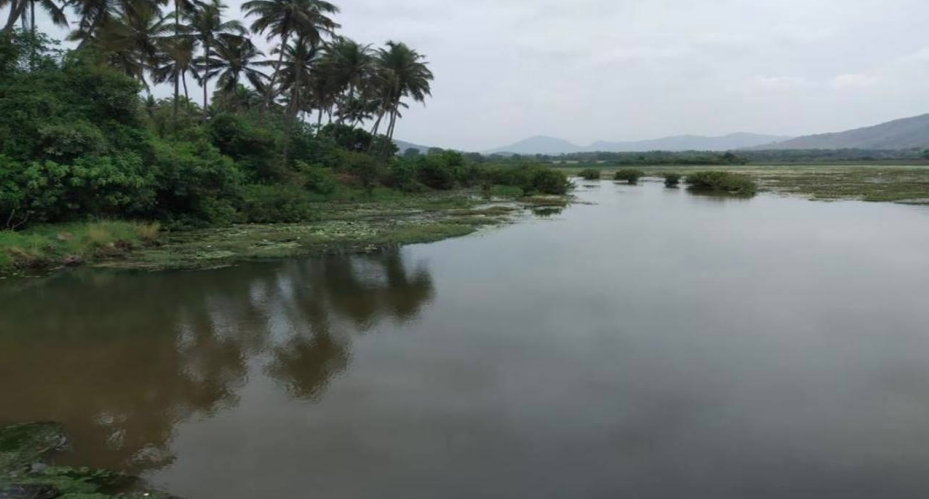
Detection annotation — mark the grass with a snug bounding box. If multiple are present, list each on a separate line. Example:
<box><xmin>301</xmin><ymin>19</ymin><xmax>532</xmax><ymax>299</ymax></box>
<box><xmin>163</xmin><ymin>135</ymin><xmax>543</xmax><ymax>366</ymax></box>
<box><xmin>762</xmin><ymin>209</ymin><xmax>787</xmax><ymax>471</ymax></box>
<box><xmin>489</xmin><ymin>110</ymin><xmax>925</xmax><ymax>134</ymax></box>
<box><xmin>558</xmin><ymin>164</ymin><xmax>929</xmax><ymax>204</ymax></box>
<box><xmin>89</xmin><ymin>190</ymin><xmax>568</xmax><ymax>273</ymax></box>
<box><xmin>0</xmin><ymin>221</ymin><xmax>160</xmax><ymax>274</ymax></box>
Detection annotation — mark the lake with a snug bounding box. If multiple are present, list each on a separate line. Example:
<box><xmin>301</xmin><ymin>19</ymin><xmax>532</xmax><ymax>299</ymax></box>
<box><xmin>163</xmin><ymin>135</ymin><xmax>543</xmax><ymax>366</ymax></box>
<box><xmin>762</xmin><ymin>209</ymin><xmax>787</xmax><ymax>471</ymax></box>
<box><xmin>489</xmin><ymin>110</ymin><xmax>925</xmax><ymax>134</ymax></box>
<box><xmin>4</xmin><ymin>180</ymin><xmax>929</xmax><ymax>498</ymax></box>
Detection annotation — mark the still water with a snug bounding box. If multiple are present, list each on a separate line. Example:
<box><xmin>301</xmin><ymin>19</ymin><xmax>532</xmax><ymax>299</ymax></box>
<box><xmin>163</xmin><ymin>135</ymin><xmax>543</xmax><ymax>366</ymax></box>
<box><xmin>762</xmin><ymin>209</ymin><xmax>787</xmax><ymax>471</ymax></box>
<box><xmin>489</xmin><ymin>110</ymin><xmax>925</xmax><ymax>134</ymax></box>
<box><xmin>4</xmin><ymin>181</ymin><xmax>929</xmax><ymax>498</ymax></box>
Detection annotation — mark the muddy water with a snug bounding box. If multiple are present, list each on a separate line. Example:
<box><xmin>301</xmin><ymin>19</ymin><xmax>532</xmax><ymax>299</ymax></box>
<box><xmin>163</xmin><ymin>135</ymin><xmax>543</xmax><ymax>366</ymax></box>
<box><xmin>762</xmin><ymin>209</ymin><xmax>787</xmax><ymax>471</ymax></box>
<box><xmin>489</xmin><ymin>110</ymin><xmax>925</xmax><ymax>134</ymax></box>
<box><xmin>4</xmin><ymin>181</ymin><xmax>929</xmax><ymax>498</ymax></box>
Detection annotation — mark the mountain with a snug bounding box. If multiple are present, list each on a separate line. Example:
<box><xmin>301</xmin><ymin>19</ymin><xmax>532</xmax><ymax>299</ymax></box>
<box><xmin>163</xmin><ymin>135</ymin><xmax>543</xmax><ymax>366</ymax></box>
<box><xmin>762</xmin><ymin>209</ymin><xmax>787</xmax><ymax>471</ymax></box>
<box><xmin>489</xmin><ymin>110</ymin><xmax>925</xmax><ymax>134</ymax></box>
<box><xmin>589</xmin><ymin>133</ymin><xmax>791</xmax><ymax>152</ymax></box>
<box><xmin>484</xmin><ymin>135</ymin><xmax>584</xmax><ymax>155</ymax></box>
<box><xmin>394</xmin><ymin>139</ymin><xmax>431</xmax><ymax>154</ymax></box>
<box><xmin>485</xmin><ymin>133</ymin><xmax>790</xmax><ymax>155</ymax></box>
<box><xmin>754</xmin><ymin>113</ymin><xmax>929</xmax><ymax>150</ymax></box>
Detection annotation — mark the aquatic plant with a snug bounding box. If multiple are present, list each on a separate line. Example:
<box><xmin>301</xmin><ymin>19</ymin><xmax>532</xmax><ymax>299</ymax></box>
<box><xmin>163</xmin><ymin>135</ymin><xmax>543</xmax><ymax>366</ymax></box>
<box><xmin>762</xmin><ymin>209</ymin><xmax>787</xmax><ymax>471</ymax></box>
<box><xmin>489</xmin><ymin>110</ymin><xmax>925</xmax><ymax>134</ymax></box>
<box><xmin>614</xmin><ymin>169</ymin><xmax>644</xmax><ymax>184</ymax></box>
<box><xmin>578</xmin><ymin>168</ymin><xmax>601</xmax><ymax>180</ymax></box>
<box><xmin>685</xmin><ymin>171</ymin><xmax>757</xmax><ymax>196</ymax></box>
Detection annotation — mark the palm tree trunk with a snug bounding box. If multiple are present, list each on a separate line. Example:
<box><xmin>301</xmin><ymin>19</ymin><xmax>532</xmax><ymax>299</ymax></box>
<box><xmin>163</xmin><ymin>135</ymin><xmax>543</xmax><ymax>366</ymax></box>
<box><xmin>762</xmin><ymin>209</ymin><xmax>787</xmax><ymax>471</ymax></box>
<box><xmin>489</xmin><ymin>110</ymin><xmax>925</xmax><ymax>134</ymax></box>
<box><xmin>3</xmin><ymin>0</ymin><xmax>26</xmax><ymax>33</ymax></box>
<box><xmin>29</xmin><ymin>0</ymin><xmax>35</xmax><ymax>69</ymax></box>
<box><xmin>202</xmin><ymin>38</ymin><xmax>209</xmax><ymax>118</ymax></box>
<box><xmin>282</xmin><ymin>63</ymin><xmax>303</xmax><ymax>168</ymax></box>
<box><xmin>265</xmin><ymin>31</ymin><xmax>289</xmax><ymax>109</ymax></box>
<box><xmin>182</xmin><ymin>72</ymin><xmax>190</xmax><ymax>101</ymax></box>
<box><xmin>173</xmin><ymin>2</ymin><xmax>179</xmax><ymax>120</ymax></box>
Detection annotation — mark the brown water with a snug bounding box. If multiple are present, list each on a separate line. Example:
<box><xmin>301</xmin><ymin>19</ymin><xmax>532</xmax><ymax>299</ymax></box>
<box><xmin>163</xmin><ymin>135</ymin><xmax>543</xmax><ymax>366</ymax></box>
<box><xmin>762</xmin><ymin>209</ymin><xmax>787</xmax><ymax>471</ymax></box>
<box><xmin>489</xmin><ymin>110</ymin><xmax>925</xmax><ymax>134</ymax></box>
<box><xmin>4</xmin><ymin>181</ymin><xmax>929</xmax><ymax>498</ymax></box>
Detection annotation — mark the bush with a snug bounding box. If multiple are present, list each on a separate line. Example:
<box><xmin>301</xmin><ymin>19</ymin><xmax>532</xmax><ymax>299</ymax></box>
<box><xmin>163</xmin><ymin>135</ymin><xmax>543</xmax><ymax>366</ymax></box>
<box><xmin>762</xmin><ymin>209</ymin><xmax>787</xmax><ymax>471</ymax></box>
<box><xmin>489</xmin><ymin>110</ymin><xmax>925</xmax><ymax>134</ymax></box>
<box><xmin>578</xmin><ymin>168</ymin><xmax>600</xmax><ymax>180</ymax></box>
<box><xmin>417</xmin><ymin>155</ymin><xmax>457</xmax><ymax>190</ymax></box>
<box><xmin>238</xmin><ymin>183</ymin><xmax>314</xmax><ymax>223</ymax></box>
<box><xmin>685</xmin><ymin>171</ymin><xmax>757</xmax><ymax>195</ymax></box>
<box><xmin>528</xmin><ymin>168</ymin><xmax>571</xmax><ymax>195</ymax></box>
<box><xmin>208</xmin><ymin>113</ymin><xmax>281</xmax><ymax>181</ymax></box>
<box><xmin>297</xmin><ymin>162</ymin><xmax>338</xmax><ymax>195</ymax></box>
<box><xmin>150</xmin><ymin>139</ymin><xmax>242</xmax><ymax>225</ymax></box>
<box><xmin>663</xmin><ymin>172</ymin><xmax>682</xmax><ymax>186</ymax></box>
<box><xmin>614</xmin><ymin>169</ymin><xmax>644</xmax><ymax>184</ymax></box>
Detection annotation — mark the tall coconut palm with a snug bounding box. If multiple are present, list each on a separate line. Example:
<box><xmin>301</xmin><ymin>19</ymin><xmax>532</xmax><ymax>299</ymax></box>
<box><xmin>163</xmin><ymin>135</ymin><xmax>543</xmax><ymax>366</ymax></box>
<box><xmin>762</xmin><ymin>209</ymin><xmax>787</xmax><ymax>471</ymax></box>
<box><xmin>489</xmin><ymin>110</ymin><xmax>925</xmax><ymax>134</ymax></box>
<box><xmin>273</xmin><ymin>33</ymin><xmax>319</xmax><ymax>164</ymax></box>
<box><xmin>66</xmin><ymin>0</ymin><xmax>156</xmax><ymax>46</ymax></box>
<box><xmin>185</xmin><ymin>0</ymin><xmax>244</xmax><ymax>115</ymax></box>
<box><xmin>154</xmin><ymin>35</ymin><xmax>196</xmax><ymax>102</ymax></box>
<box><xmin>2</xmin><ymin>0</ymin><xmax>67</xmax><ymax>40</ymax></box>
<box><xmin>323</xmin><ymin>37</ymin><xmax>373</xmax><ymax>124</ymax></box>
<box><xmin>241</xmin><ymin>0</ymin><xmax>338</xmax><ymax>108</ymax></box>
<box><xmin>372</xmin><ymin>41</ymin><xmax>432</xmax><ymax>151</ymax></box>
<box><xmin>200</xmin><ymin>33</ymin><xmax>265</xmax><ymax>95</ymax></box>
<box><xmin>167</xmin><ymin>0</ymin><xmax>196</xmax><ymax>117</ymax></box>
<box><xmin>95</xmin><ymin>1</ymin><xmax>171</xmax><ymax>90</ymax></box>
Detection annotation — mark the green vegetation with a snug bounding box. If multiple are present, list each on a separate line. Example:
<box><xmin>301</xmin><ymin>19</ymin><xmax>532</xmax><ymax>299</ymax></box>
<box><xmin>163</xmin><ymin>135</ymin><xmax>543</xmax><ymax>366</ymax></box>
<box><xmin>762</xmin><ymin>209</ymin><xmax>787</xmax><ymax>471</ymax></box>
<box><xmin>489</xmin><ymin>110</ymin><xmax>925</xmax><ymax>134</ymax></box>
<box><xmin>1</xmin><ymin>422</ymin><xmax>169</xmax><ymax>498</ymax></box>
<box><xmin>577</xmin><ymin>168</ymin><xmax>600</xmax><ymax>180</ymax></box>
<box><xmin>663</xmin><ymin>172</ymin><xmax>681</xmax><ymax>186</ymax></box>
<box><xmin>614</xmin><ymin>168</ymin><xmax>644</xmax><ymax>184</ymax></box>
<box><xmin>684</xmin><ymin>171</ymin><xmax>757</xmax><ymax>196</ymax></box>
<box><xmin>0</xmin><ymin>26</ymin><xmax>570</xmax><ymax>275</ymax></box>
<box><xmin>0</xmin><ymin>220</ymin><xmax>159</xmax><ymax>271</ymax></box>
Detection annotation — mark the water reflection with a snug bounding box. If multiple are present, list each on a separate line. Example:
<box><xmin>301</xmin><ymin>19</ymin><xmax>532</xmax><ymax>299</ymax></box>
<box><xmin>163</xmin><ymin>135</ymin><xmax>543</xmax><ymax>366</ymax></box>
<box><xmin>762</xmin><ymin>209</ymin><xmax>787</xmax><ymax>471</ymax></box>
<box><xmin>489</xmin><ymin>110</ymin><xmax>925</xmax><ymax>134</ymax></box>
<box><xmin>0</xmin><ymin>249</ymin><xmax>433</xmax><ymax>474</ymax></box>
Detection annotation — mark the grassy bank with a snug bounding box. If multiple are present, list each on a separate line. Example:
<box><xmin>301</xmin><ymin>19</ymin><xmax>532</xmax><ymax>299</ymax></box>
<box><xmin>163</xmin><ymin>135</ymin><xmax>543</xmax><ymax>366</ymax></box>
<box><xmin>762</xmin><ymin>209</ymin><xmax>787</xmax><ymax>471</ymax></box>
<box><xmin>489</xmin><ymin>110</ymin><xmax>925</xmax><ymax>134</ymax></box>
<box><xmin>564</xmin><ymin>164</ymin><xmax>929</xmax><ymax>204</ymax></box>
<box><xmin>0</xmin><ymin>221</ymin><xmax>160</xmax><ymax>274</ymax></box>
<box><xmin>1</xmin><ymin>190</ymin><xmax>569</xmax><ymax>276</ymax></box>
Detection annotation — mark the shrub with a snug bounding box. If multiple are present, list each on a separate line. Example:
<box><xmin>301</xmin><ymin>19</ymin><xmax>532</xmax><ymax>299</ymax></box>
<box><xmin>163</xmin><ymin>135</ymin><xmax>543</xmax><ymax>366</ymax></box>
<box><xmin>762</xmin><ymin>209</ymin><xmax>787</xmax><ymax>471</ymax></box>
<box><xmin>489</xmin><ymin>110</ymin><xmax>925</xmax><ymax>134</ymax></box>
<box><xmin>685</xmin><ymin>171</ymin><xmax>757</xmax><ymax>195</ymax></box>
<box><xmin>238</xmin><ymin>183</ymin><xmax>314</xmax><ymax>223</ymax></box>
<box><xmin>208</xmin><ymin>113</ymin><xmax>281</xmax><ymax>181</ymax></box>
<box><xmin>417</xmin><ymin>155</ymin><xmax>457</xmax><ymax>190</ymax></box>
<box><xmin>663</xmin><ymin>172</ymin><xmax>682</xmax><ymax>186</ymax></box>
<box><xmin>150</xmin><ymin>139</ymin><xmax>242</xmax><ymax>225</ymax></box>
<box><xmin>335</xmin><ymin>150</ymin><xmax>381</xmax><ymax>192</ymax></box>
<box><xmin>297</xmin><ymin>162</ymin><xmax>338</xmax><ymax>195</ymax></box>
<box><xmin>578</xmin><ymin>168</ymin><xmax>600</xmax><ymax>180</ymax></box>
<box><xmin>528</xmin><ymin>168</ymin><xmax>571</xmax><ymax>195</ymax></box>
<box><xmin>614</xmin><ymin>169</ymin><xmax>644</xmax><ymax>184</ymax></box>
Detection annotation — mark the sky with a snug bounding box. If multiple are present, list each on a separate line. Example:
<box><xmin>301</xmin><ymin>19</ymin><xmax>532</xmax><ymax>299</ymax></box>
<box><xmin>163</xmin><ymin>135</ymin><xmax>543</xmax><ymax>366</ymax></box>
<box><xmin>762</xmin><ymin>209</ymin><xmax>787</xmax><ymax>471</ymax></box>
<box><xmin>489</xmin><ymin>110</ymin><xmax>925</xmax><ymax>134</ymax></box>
<box><xmin>20</xmin><ymin>0</ymin><xmax>929</xmax><ymax>151</ymax></box>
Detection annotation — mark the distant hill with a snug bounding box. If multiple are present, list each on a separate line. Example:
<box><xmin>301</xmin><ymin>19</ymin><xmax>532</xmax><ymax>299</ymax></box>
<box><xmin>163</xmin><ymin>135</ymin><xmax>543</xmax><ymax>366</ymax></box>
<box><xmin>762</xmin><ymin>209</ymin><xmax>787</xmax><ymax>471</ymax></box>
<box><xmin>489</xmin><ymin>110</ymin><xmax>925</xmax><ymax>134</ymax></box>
<box><xmin>394</xmin><ymin>139</ymin><xmax>431</xmax><ymax>154</ymax></box>
<box><xmin>756</xmin><ymin>113</ymin><xmax>929</xmax><ymax>150</ymax></box>
<box><xmin>484</xmin><ymin>136</ymin><xmax>584</xmax><ymax>155</ymax></box>
<box><xmin>485</xmin><ymin>133</ymin><xmax>790</xmax><ymax>155</ymax></box>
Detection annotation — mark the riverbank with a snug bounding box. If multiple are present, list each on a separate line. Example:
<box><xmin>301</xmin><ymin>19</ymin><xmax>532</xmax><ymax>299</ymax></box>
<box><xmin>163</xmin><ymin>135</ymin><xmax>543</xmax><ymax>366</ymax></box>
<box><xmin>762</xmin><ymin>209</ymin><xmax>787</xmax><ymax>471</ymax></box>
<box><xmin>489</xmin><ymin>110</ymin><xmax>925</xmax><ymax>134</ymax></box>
<box><xmin>0</xmin><ymin>190</ymin><xmax>569</xmax><ymax>276</ymax></box>
<box><xmin>562</xmin><ymin>164</ymin><xmax>929</xmax><ymax>205</ymax></box>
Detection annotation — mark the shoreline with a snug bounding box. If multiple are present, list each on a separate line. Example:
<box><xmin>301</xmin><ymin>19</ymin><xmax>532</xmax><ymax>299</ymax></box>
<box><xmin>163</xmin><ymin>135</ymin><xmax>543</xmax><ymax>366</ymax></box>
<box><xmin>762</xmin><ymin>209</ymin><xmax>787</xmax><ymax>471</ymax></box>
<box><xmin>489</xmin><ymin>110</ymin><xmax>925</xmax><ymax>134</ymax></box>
<box><xmin>1</xmin><ymin>191</ymin><xmax>570</xmax><ymax>279</ymax></box>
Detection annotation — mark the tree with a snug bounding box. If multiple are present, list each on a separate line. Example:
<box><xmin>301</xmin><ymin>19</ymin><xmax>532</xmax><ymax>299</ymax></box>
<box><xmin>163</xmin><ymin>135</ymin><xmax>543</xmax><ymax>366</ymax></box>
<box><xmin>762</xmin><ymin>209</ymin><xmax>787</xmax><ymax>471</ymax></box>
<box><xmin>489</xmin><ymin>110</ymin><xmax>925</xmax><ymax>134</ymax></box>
<box><xmin>323</xmin><ymin>37</ymin><xmax>373</xmax><ymax>124</ymax></box>
<box><xmin>273</xmin><ymin>33</ymin><xmax>319</xmax><ymax>165</ymax></box>
<box><xmin>371</xmin><ymin>41</ymin><xmax>432</xmax><ymax>156</ymax></box>
<box><xmin>95</xmin><ymin>1</ymin><xmax>171</xmax><ymax>91</ymax></box>
<box><xmin>185</xmin><ymin>0</ymin><xmax>244</xmax><ymax>116</ymax></box>
<box><xmin>242</xmin><ymin>0</ymin><xmax>338</xmax><ymax>109</ymax></box>
<box><xmin>154</xmin><ymin>34</ymin><xmax>196</xmax><ymax>103</ymax></box>
<box><xmin>2</xmin><ymin>0</ymin><xmax>67</xmax><ymax>69</ymax></box>
<box><xmin>201</xmin><ymin>33</ymin><xmax>265</xmax><ymax>95</ymax></box>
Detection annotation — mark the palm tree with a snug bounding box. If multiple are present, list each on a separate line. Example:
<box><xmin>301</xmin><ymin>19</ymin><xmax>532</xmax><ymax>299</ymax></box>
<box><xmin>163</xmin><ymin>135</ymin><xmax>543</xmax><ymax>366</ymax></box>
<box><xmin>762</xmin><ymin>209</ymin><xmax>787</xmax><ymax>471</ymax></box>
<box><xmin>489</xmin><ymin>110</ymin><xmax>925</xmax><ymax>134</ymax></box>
<box><xmin>95</xmin><ymin>1</ymin><xmax>171</xmax><ymax>90</ymax></box>
<box><xmin>323</xmin><ymin>37</ymin><xmax>373</xmax><ymax>124</ymax></box>
<box><xmin>154</xmin><ymin>34</ymin><xmax>196</xmax><ymax>103</ymax></box>
<box><xmin>273</xmin><ymin>33</ymin><xmax>319</xmax><ymax>164</ymax></box>
<box><xmin>201</xmin><ymin>33</ymin><xmax>265</xmax><ymax>95</ymax></box>
<box><xmin>185</xmin><ymin>0</ymin><xmax>244</xmax><ymax>116</ymax></box>
<box><xmin>371</xmin><ymin>41</ymin><xmax>432</xmax><ymax>152</ymax></box>
<box><xmin>167</xmin><ymin>0</ymin><xmax>196</xmax><ymax>117</ymax></box>
<box><xmin>241</xmin><ymin>0</ymin><xmax>338</xmax><ymax>109</ymax></box>
<box><xmin>66</xmin><ymin>0</ymin><xmax>159</xmax><ymax>46</ymax></box>
<box><xmin>2</xmin><ymin>0</ymin><xmax>67</xmax><ymax>68</ymax></box>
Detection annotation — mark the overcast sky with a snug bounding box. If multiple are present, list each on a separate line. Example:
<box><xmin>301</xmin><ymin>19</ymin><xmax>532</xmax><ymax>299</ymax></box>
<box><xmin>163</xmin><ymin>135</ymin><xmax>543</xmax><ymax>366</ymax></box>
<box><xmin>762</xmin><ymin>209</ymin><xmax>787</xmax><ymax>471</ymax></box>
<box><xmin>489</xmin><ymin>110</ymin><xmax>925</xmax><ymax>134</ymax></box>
<box><xmin>22</xmin><ymin>0</ymin><xmax>929</xmax><ymax>150</ymax></box>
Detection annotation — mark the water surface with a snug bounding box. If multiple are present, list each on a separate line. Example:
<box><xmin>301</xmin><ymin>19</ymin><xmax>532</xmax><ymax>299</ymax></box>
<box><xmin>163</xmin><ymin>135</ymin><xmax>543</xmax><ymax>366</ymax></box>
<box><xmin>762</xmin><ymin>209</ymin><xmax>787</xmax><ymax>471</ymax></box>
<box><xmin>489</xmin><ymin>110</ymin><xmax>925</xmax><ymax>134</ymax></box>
<box><xmin>4</xmin><ymin>181</ymin><xmax>929</xmax><ymax>498</ymax></box>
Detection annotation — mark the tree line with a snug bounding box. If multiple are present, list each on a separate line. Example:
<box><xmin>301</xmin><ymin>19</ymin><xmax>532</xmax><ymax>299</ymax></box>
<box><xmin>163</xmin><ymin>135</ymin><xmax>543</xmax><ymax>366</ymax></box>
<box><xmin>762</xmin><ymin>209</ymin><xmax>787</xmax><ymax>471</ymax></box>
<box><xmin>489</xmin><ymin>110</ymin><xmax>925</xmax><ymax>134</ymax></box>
<box><xmin>1</xmin><ymin>0</ymin><xmax>433</xmax><ymax>159</ymax></box>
